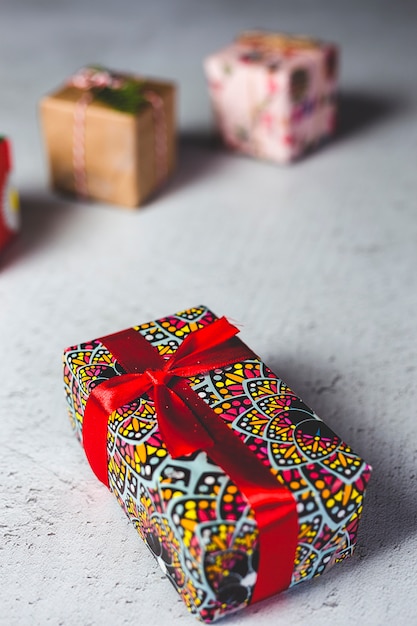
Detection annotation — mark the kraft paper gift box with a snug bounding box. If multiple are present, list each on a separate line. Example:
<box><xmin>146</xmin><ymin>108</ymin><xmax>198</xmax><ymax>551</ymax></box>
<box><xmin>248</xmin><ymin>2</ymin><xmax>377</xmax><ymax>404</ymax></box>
<box><xmin>204</xmin><ymin>31</ymin><xmax>339</xmax><ymax>163</ymax></box>
<box><xmin>0</xmin><ymin>137</ymin><xmax>19</xmax><ymax>251</ymax></box>
<box><xmin>63</xmin><ymin>305</ymin><xmax>371</xmax><ymax>622</ymax></box>
<box><xmin>40</xmin><ymin>66</ymin><xmax>176</xmax><ymax>208</ymax></box>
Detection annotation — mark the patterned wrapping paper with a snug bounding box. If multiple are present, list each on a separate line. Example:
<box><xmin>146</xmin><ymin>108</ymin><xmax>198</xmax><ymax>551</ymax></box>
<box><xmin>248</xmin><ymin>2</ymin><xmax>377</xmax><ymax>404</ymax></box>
<box><xmin>0</xmin><ymin>137</ymin><xmax>19</xmax><ymax>251</ymax></box>
<box><xmin>204</xmin><ymin>31</ymin><xmax>339</xmax><ymax>163</ymax></box>
<box><xmin>63</xmin><ymin>306</ymin><xmax>371</xmax><ymax>622</ymax></box>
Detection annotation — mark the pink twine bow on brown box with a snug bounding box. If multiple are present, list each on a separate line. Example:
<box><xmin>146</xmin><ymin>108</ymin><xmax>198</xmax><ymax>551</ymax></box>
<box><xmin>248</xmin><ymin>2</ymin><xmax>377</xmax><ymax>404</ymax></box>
<box><xmin>68</xmin><ymin>66</ymin><xmax>168</xmax><ymax>200</ymax></box>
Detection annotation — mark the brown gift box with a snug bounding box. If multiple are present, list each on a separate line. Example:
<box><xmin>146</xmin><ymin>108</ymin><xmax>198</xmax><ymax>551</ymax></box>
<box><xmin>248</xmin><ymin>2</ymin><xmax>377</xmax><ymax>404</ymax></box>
<box><xmin>40</xmin><ymin>70</ymin><xmax>176</xmax><ymax>208</ymax></box>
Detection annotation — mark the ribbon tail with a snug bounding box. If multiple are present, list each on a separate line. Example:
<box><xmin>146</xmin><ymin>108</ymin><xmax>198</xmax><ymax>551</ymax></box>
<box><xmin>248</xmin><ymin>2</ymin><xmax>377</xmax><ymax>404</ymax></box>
<box><xmin>83</xmin><ymin>390</ymin><xmax>113</xmax><ymax>487</ymax></box>
<box><xmin>249</xmin><ymin>490</ymin><xmax>298</xmax><ymax>603</ymax></box>
<box><xmin>154</xmin><ymin>385</ymin><xmax>215</xmax><ymax>458</ymax></box>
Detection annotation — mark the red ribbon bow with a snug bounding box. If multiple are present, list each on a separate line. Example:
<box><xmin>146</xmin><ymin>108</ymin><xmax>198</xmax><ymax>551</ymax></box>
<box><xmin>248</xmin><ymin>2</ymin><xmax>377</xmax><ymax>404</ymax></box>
<box><xmin>82</xmin><ymin>316</ymin><xmax>298</xmax><ymax>604</ymax></box>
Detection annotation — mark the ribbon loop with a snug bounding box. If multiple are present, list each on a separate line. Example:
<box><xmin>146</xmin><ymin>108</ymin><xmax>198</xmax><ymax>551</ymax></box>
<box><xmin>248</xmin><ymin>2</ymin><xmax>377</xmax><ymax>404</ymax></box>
<box><xmin>168</xmin><ymin>316</ymin><xmax>238</xmax><ymax>367</ymax></box>
<box><xmin>70</xmin><ymin>66</ymin><xmax>124</xmax><ymax>91</ymax></box>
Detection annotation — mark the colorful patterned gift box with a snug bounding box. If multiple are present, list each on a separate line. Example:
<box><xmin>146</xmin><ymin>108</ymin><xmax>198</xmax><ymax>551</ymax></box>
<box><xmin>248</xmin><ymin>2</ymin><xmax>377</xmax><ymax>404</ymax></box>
<box><xmin>204</xmin><ymin>31</ymin><xmax>339</xmax><ymax>163</ymax></box>
<box><xmin>0</xmin><ymin>137</ymin><xmax>19</xmax><ymax>251</ymax></box>
<box><xmin>63</xmin><ymin>306</ymin><xmax>371</xmax><ymax>622</ymax></box>
<box><xmin>40</xmin><ymin>66</ymin><xmax>176</xmax><ymax>208</ymax></box>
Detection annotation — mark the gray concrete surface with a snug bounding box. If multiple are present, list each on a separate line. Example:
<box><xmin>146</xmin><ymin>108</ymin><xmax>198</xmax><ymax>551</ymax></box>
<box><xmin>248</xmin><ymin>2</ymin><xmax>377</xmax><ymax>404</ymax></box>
<box><xmin>1</xmin><ymin>1</ymin><xmax>416</xmax><ymax>625</ymax></box>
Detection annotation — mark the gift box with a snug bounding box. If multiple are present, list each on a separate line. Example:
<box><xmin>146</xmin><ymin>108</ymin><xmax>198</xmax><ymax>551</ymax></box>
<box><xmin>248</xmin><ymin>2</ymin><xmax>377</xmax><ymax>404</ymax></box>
<box><xmin>0</xmin><ymin>137</ymin><xmax>19</xmax><ymax>251</ymax></box>
<box><xmin>63</xmin><ymin>305</ymin><xmax>371</xmax><ymax>622</ymax></box>
<box><xmin>204</xmin><ymin>31</ymin><xmax>339</xmax><ymax>163</ymax></box>
<box><xmin>40</xmin><ymin>66</ymin><xmax>176</xmax><ymax>208</ymax></box>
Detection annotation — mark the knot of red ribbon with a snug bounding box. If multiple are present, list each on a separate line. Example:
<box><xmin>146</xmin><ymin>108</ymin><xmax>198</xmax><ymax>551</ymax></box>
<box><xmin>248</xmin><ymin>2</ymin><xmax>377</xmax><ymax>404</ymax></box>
<box><xmin>144</xmin><ymin>368</ymin><xmax>169</xmax><ymax>386</ymax></box>
<box><xmin>81</xmin><ymin>315</ymin><xmax>298</xmax><ymax>604</ymax></box>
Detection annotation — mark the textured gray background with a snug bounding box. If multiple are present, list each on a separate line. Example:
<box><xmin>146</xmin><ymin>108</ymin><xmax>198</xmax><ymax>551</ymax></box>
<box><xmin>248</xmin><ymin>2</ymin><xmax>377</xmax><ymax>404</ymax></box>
<box><xmin>1</xmin><ymin>1</ymin><xmax>416</xmax><ymax>625</ymax></box>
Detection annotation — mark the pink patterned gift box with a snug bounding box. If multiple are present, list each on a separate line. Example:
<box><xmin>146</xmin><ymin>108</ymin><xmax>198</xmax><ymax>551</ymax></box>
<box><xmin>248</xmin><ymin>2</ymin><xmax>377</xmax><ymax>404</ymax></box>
<box><xmin>204</xmin><ymin>31</ymin><xmax>339</xmax><ymax>163</ymax></box>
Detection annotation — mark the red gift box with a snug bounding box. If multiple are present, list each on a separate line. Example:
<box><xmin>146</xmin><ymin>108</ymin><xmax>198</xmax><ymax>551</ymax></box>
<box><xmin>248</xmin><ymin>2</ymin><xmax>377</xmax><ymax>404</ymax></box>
<box><xmin>0</xmin><ymin>137</ymin><xmax>19</xmax><ymax>251</ymax></box>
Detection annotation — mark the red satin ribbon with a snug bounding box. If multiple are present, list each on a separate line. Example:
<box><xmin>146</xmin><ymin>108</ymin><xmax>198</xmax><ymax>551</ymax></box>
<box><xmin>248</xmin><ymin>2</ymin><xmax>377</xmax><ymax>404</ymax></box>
<box><xmin>82</xmin><ymin>316</ymin><xmax>298</xmax><ymax>604</ymax></box>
